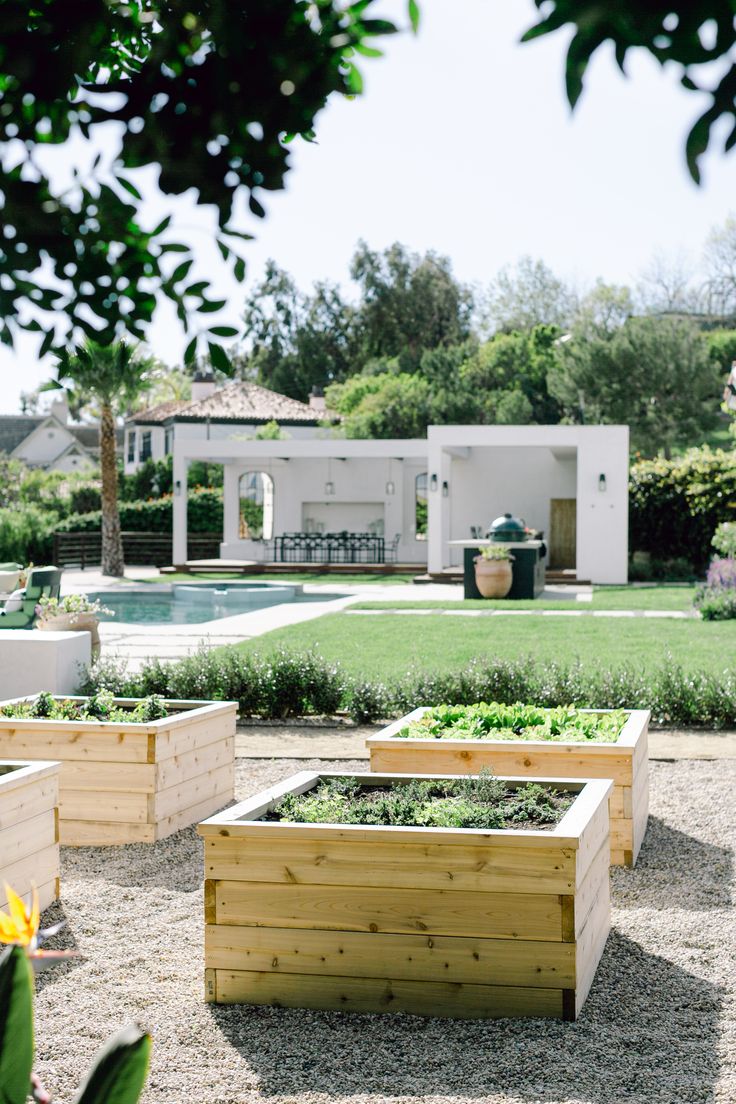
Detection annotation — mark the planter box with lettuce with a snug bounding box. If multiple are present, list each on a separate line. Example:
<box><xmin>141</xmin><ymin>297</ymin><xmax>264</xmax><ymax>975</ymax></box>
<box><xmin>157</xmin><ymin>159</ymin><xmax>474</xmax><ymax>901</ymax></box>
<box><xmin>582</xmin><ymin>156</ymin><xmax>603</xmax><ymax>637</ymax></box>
<box><xmin>367</xmin><ymin>701</ymin><xmax>650</xmax><ymax>867</ymax></box>
<box><xmin>0</xmin><ymin>689</ymin><xmax>236</xmax><ymax>845</ymax></box>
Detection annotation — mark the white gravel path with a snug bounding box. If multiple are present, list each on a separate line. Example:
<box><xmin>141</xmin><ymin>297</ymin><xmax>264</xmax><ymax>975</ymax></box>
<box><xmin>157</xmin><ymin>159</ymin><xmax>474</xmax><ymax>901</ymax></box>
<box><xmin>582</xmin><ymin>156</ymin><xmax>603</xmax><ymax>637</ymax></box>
<box><xmin>32</xmin><ymin>758</ymin><xmax>735</xmax><ymax>1104</ymax></box>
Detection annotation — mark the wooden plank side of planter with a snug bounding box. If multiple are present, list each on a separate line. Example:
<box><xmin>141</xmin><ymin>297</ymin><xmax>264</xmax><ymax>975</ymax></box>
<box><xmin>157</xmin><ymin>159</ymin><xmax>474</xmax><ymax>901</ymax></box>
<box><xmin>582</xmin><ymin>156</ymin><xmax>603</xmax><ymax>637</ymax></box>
<box><xmin>154</xmin><ymin>736</ymin><xmax>234</xmax><ymax>792</ymax></box>
<box><xmin>154</xmin><ymin>761</ymin><xmax>235</xmax><ymax>822</ymax></box>
<box><xmin>203</xmin><ymin>836</ymin><xmax>577</xmax><ymax>895</ymax></box>
<box><xmin>0</xmin><ymin>843</ymin><xmax>59</xmax><ymax>909</ymax></box>
<box><xmin>61</xmin><ymin>820</ymin><xmax>156</xmax><ymax>845</ymax></box>
<box><xmin>211</xmin><ymin>880</ymin><xmax>566</xmax><ymax>942</ymax></box>
<box><xmin>574</xmin><ymin>879</ymin><xmax>611</xmax><ymax>1018</ymax></box>
<box><xmin>0</xmin><ymin>808</ymin><xmax>57</xmax><ymax>869</ymax></box>
<box><xmin>153</xmin><ymin>778</ymin><xmax>234</xmax><ymax>842</ymax></box>
<box><xmin>152</xmin><ymin>706</ymin><xmax>237</xmax><ymax>761</ymax></box>
<box><xmin>368</xmin><ymin>744</ymin><xmax>635</xmax><ymax>787</ymax></box>
<box><xmin>59</xmin><ymin>788</ymin><xmax>150</xmax><ymax>826</ymax></box>
<box><xmin>206</xmin><ymin>968</ymin><xmax>564</xmax><ymax>1019</ymax></box>
<box><xmin>0</xmin><ymin>774</ymin><xmax>58</xmax><ymax>832</ymax></box>
<box><xmin>204</xmin><ymin>924</ymin><xmax>577</xmax><ymax>989</ymax></box>
<box><xmin>0</xmin><ymin>722</ymin><xmax>151</xmax><ymax>763</ymax></box>
<box><xmin>58</xmin><ymin>760</ymin><xmax>156</xmax><ymax>794</ymax></box>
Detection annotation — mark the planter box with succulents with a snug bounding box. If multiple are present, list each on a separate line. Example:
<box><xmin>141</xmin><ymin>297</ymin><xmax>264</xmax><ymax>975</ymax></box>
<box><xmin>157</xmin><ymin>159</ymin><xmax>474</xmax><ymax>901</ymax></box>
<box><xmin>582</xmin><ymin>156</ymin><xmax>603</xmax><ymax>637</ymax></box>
<box><xmin>0</xmin><ymin>691</ymin><xmax>236</xmax><ymax>845</ymax></box>
<box><xmin>0</xmin><ymin>759</ymin><xmax>60</xmax><ymax>913</ymax></box>
<box><xmin>199</xmin><ymin>770</ymin><xmax>612</xmax><ymax>1021</ymax></box>
<box><xmin>366</xmin><ymin>703</ymin><xmax>650</xmax><ymax>867</ymax></box>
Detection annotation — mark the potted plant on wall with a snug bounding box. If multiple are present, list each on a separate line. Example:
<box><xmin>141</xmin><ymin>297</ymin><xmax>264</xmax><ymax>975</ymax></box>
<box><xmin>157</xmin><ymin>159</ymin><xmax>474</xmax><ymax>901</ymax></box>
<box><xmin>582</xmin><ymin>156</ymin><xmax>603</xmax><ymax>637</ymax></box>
<box><xmin>474</xmin><ymin>544</ymin><xmax>514</xmax><ymax>598</ymax></box>
<box><xmin>35</xmin><ymin>593</ymin><xmax>113</xmax><ymax>659</ymax></box>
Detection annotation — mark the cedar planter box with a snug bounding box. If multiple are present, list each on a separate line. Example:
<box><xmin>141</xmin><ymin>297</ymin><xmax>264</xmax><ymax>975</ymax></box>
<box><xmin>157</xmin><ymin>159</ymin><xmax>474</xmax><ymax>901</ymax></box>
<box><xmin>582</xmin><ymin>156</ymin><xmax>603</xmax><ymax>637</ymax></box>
<box><xmin>199</xmin><ymin>770</ymin><xmax>612</xmax><ymax>1021</ymax></box>
<box><xmin>0</xmin><ymin>697</ymin><xmax>236</xmax><ymax>845</ymax></box>
<box><xmin>0</xmin><ymin>759</ymin><xmax>60</xmax><ymax>913</ymax></box>
<box><xmin>367</xmin><ymin>708</ymin><xmax>650</xmax><ymax>867</ymax></box>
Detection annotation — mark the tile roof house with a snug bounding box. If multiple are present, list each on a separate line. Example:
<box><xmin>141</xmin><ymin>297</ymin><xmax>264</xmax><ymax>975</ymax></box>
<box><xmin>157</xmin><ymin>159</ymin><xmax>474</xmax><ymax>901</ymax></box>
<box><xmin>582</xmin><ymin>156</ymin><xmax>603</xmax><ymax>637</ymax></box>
<box><xmin>124</xmin><ymin>374</ymin><xmax>340</xmax><ymax>473</ymax></box>
<box><xmin>0</xmin><ymin>400</ymin><xmax>122</xmax><ymax>473</ymax></box>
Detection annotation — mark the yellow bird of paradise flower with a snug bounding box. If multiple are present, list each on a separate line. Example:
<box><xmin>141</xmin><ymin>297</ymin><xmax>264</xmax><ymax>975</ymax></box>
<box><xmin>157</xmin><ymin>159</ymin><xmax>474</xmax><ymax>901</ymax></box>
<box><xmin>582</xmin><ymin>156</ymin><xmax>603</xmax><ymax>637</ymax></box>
<box><xmin>0</xmin><ymin>883</ymin><xmax>40</xmax><ymax>949</ymax></box>
<box><xmin>0</xmin><ymin>883</ymin><xmax>78</xmax><ymax>967</ymax></box>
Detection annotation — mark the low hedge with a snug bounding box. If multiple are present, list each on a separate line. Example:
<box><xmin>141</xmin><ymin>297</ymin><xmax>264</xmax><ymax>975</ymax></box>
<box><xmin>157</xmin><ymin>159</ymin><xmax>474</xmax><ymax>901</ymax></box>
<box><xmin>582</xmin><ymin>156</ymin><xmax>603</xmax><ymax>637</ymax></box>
<box><xmin>80</xmin><ymin>647</ymin><xmax>736</xmax><ymax>728</ymax></box>
<box><xmin>56</xmin><ymin>487</ymin><xmax>223</xmax><ymax>535</ymax></box>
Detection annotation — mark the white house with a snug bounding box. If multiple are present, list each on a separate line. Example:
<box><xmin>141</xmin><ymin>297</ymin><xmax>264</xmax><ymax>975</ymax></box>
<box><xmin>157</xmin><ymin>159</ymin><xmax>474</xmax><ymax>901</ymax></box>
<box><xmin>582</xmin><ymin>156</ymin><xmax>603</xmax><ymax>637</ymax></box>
<box><xmin>171</xmin><ymin>424</ymin><xmax>630</xmax><ymax>583</ymax></box>
<box><xmin>0</xmin><ymin>399</ymin><xmax>114</xmax><ymax>473</ymax></box>
<box><xmin>124</xmin><ymin>369</ymin><xmax>339</xmax><ymax>474</ymax></box>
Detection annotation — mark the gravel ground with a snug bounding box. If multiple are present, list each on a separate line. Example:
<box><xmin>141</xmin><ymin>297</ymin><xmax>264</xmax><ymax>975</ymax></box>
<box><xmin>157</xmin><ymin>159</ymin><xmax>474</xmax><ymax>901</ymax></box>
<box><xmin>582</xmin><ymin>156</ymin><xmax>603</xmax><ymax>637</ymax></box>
<box><xmin>32</xmin><ymin>758</ymin><xmax>735</xmax><ymax>1104</ymax></box>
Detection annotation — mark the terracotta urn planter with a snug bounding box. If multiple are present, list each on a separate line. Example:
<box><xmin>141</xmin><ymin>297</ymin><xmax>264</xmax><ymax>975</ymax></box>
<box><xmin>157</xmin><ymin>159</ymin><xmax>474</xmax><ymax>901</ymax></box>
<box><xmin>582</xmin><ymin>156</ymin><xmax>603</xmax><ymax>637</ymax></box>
<box><xmin>474</xmin><ymin>556</ymin><xmax>513</xmax><ymax>598</ymax></box>
<box><xmin>38</xmin><ymin>612</ymin><xmax>101</xmax><ymax>659</ymax></box>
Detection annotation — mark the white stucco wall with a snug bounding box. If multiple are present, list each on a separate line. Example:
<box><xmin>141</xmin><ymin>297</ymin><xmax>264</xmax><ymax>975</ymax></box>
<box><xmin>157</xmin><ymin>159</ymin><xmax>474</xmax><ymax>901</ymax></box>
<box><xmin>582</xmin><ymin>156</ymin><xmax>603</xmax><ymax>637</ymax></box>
<box><xmin>427</xmin><ymin>425</ymin><xmax>629</xmax><ymax>583</ymax></box>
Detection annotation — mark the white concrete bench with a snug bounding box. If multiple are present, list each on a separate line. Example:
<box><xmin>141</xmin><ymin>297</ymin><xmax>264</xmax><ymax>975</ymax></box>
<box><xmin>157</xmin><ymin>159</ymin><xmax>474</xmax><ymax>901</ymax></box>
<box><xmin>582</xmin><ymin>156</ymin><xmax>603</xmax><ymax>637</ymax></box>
<box><xmin>0</xmin><ymin>630</ymin><xmax>91</xmax><ymax>698</ymax></box>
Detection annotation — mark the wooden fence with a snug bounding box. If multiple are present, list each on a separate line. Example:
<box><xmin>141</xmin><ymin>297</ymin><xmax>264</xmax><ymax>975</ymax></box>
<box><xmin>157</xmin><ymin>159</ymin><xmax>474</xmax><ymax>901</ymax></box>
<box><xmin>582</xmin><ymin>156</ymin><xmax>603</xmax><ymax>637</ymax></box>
<box><xmin>53</xmin><ymin>531</ymin><xmax>220</xmax><ymax>569</ymax></box>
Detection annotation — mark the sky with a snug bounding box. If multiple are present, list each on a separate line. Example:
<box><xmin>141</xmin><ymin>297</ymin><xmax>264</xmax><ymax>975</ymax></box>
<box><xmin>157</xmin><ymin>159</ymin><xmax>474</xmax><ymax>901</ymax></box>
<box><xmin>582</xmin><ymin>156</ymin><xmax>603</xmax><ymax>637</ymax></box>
<box><xmin>1</xmin><ymin>0</ymin><xmax>735</xmax><ymax>414</ymax></box>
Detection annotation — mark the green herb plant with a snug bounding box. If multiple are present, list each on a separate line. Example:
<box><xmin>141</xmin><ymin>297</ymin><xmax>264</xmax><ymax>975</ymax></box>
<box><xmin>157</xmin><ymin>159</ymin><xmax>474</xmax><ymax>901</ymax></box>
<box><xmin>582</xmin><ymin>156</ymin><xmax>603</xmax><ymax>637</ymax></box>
<box><xmin>271</xmin><ymin>770</ymin><xmax>574</xmax><ymax>831</ymax></box>
<box><xmin>396</xmin><ymin>702</ymin><xmax>626</xmax><ymax>743</ymax></box>
<box><xmin>0</xmin><ymin>692</ymin><xmax>170</xmax><ymax>725</ymax></box>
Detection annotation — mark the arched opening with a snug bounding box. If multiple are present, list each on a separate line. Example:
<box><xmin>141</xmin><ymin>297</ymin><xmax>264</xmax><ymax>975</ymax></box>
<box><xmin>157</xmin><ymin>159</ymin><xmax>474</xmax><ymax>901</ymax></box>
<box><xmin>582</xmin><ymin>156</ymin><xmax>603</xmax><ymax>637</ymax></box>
<box><xmin>415</xmin><ymin>472</ymin><xmax>428</xmax><ymax>540</ymax></box>
<box><xmin>238</xmin><ymin>471</ymin><xmax>274</xmax><ymax>540</ymax></box>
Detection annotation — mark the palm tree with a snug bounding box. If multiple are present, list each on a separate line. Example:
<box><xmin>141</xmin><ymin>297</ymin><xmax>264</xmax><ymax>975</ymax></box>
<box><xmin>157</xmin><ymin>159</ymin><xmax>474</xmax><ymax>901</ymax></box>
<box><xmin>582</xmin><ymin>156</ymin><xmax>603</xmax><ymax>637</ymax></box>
<box><xmin>49</xmin><ymin>341</ymin><xmax>154</xmax><ymax>577</ymax></box>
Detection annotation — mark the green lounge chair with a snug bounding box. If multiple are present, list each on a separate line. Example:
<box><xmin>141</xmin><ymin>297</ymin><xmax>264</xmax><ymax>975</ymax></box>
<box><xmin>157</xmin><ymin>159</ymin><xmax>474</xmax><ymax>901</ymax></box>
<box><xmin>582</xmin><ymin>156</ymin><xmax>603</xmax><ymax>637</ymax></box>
<box><xmin>0</xmin><ymin>567</ymin><xmax>63</xmax><ymax>629</ymax></box>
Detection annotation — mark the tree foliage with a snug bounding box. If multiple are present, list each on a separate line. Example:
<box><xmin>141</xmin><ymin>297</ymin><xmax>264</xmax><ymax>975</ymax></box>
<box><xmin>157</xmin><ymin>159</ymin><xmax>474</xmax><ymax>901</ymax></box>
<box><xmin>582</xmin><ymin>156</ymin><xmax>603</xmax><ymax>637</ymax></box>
<box><xmin>523</xmin><ymin>1</ymin><xmax>736</xmax><ymax>182</ymax></box>
<box><xmin>549</xmin><ymin>316</ymin><xmax>722</xmax><ymax>456</ymax></box>
<box><xmin>482</xmin><ymin>256</ymin><xmax>576</xmax><ymax>335</ymax></box>
<box><xmin>0</xmin><ymin>1</ymin><xmax>405</xmax><ymax>356</ymax></box>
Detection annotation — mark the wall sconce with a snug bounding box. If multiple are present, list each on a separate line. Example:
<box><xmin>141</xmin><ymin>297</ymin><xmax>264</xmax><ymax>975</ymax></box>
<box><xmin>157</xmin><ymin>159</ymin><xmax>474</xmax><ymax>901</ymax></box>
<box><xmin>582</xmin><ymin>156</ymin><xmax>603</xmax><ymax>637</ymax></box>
<box><xmin>324</xmin><ymin>481</ymin><xmax>335</xmax><ymax>496</ymax></box>
<box><xmin>442</xmin><ymin>480</ymin><xmax>449</xmax><ymax>497</ymax></box>
<box><xmin>598</xmin><ymin>473</ymin><xmax>607</xmax><ymax>493</ymax></box>
<box><xmin>174</xmin><ymin>480</ymin><xmax>182</xmax><ymax>496</ymax></box>
<box><xmin>430</xmin><ymin>473</ymin><xmax>438</xmax><ymax>492</ymax></box>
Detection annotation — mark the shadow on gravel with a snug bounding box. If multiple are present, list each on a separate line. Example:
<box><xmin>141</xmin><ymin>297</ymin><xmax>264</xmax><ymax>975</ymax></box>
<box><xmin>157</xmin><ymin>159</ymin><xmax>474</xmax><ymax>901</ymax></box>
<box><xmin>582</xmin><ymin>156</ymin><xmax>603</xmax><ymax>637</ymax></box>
<box><xmin>208</xmin><ymin>932</ymin><xmax>722</xmax><ymax>1104</ymax></box>
<box><xmin>59</xmin><ymin>825</ymin><xmax>205</xmax><ymax>893</ymax></box>
<box><xmin>33</xmin><ymin>900</ymin><xmax>84</xmax><ymax>994</ymax></box>
<box><xmin>613</xmin><ymin>816</ymin><xmax>733</xmax><ymax>910</ymax></box>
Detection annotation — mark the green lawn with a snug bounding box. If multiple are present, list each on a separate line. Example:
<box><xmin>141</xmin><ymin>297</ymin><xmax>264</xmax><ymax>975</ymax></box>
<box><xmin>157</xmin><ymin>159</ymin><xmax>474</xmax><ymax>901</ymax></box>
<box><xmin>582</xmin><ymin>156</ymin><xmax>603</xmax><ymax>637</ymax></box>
<box><xmin>354</xmin><ymin>585</ymin><xmax>698</xmax><ymax>613</ymax></box>
<box><xmin>144</xmin><ymin>571</ymin><xmax>417</xmax><ymax>586</ymax></box>
<box><xmin>235</xmin><ymin>611</ymin><xmax>734</xmax><ymax>679</ymax></box>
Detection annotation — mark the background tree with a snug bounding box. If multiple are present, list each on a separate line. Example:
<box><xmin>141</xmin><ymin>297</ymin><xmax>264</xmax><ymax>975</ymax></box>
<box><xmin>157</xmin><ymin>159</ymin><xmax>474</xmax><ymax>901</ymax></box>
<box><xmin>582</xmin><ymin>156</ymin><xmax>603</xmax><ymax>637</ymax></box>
<box><xmin>635</xmin><ymin>250</ymin><xmax>701</xmax><ymax>316</ymax></box>
<box><xmin>241</xmin><ymin>262</ymin><xmax>358</xmax><ymax>400</ymax></box>
<box><xmin>326</xmin><ymin>373</ymin><xmax>433</xmax><ymax>438</ymax></box>
<box><xmin>0</xmin><ymin>1</ymin><xmax>409</xmax><ymax>358</ymax></box>
<box><xmin>549</xmin><ymin>316</ymin><xmax>722</xmax><ymax>456</ymax></box>
<box><xmin>47</xmin><ymin>342</ymin><xmax>155</xmax><ymax>576</ymax></box>
<box><xmin>461</xmin><ymin>327</ymin><xmax>563</xmax><ymax>423</ymax></box>
<box><xmin>703</xmin><ymin>216</ymin><xmax>736</xmax><ymax>322</ymax></box>
<box><xmin>482</xmin><ymin>257</ymin><xmax>576</xmax><ymax>334</ymax></box>
<box><xmin>350</xmin><ymin>241</ymin><xmax>475</xmax><ymax>367</ymax></box>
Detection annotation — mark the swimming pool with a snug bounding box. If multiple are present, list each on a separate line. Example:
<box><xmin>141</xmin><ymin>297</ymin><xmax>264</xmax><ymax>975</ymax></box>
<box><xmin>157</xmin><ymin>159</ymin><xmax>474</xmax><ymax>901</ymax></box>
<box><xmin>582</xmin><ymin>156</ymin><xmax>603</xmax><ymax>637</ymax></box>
<box><xmin>87</xmin><ymin>582</ymin><xmax>340</xmax><ymax>625</ymax></box>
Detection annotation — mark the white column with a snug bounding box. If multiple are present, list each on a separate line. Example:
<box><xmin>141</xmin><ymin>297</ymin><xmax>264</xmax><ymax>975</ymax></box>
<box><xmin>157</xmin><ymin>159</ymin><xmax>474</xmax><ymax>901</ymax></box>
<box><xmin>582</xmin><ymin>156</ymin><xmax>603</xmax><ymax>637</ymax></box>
<box><xmin>172</xmin><ymin>452</ymin><xmax>189</xmax><ymax>566</ymax></box>
<box><xmin>576</xmin><ymin>428</ymin><xmax>629</xmax><ymax>583</ymax></box>
<box><xmin>427</xmin><ymin>443</ymin><xmax>445</xmax><ymax>573</ymax></box>
<box><xmin>223</xmin><ymin>464</ymin><xmax>241</xmax><ymax>545</ymax></box>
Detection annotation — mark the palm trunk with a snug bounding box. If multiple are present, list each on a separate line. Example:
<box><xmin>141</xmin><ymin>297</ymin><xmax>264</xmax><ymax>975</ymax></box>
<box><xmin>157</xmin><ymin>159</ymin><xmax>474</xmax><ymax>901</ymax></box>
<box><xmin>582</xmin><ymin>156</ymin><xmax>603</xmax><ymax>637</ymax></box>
<box><xmin>100</xmin><ymin>401</ymin><xmax>124</xmax><ymax>576</ymax></box>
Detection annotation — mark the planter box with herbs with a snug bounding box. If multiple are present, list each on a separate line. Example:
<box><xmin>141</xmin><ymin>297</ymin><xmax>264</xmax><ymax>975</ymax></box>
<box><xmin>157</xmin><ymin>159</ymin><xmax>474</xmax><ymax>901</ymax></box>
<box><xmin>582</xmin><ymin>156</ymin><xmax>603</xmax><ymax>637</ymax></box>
<box><xmin>0</xmin><ymin>691</ymin><xmax>236</xmax><ymax>845</ymax></box>
<box><xmin>199</xmin><ymin>769</ymin><xmax>612</xmax><ymax>1021</ymax></box>
<box><xmin>0</xmin><ymin>759</ymin><xmax>60</xmax><ymax>913</ymax></box>
<box><xmin>366</xmin><ymin>703</ymin><xmax>650</xmax><ymax>867</ymax></box>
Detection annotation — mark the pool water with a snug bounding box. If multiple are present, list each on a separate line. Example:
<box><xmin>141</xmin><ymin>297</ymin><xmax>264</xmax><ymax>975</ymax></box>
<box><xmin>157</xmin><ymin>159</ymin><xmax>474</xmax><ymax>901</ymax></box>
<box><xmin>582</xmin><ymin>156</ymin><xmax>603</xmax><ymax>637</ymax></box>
<box><xmin>87</xmin><ymin>583</ymin><xmax>339</xmax><ymax>625</ymax></box>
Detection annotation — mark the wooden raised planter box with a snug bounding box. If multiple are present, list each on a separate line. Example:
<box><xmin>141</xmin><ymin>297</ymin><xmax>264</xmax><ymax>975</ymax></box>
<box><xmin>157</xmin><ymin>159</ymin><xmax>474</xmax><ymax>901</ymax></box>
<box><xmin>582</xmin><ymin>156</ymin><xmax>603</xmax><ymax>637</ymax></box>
<box><xmin>0</xmin><ymin>697</ymin><xmax>236</xmax><ymax>845</ymax></box>
<box><xmin>199</xmin><ymin>770</ymin><xmax>612</xmax><ymax>1021</ymax></box>
<box><xmin>367</xmin><ymin>708</ymin><xmax>650</xmax><ymax>867</ymax></box>
<box><xmin>0</xmin><ymin>759</ymin><xmax>60</xmax><ymax>913</ymax></box>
